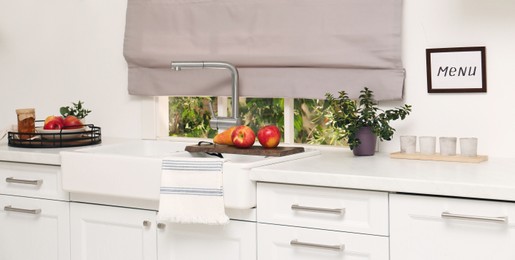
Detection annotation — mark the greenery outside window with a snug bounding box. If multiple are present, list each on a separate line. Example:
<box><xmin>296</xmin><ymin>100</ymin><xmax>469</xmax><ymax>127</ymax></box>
<box><xmin>168</xmin><ymin>97</ymin><xmax>346</xmax><ymax>146</ymax></box>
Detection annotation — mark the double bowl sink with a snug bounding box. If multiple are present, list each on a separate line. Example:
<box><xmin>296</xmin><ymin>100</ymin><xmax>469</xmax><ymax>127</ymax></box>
<box><xmin>61</xmin><ymin>140</ymin><xmax>319</xmax><ymax>209</ymax></box>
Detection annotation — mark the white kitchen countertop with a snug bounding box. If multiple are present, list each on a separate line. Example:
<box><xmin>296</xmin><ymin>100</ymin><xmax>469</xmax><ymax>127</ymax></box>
<box><xmin>2</xmin><ymin>136</ymin><xmax>515</xmax><ymax>203</ymax></box>
<box><xmin>250</xmin><ymin>149</ymin><xmax>515</xmax><ymax>202</ymax></box>
<box><xmin>0</xmin><ymin>137</ymin><xmax>131</xmax><ymax>165</ymax></box>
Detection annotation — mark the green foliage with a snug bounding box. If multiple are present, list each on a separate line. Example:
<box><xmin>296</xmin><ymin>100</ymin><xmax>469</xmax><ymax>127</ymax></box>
<box><xmin>325</xmin><ymin>87</ymin><xmax>412</xmax><ymax>150</ymax></box>
<box><xmin>60</xmin><ymin>100</ymin><xmax>91</xmax><ymax>119</ymax></box>
<box><xmin>238</xmin><ymin>98</ymin><xmax>284</xmax><ymax>136</ymax></box>
<box><xmin>168</xmin><ymin>96</ymin><xmax>352</xmax><ymax>147</ymax></box>
<box><xmin>294</xmin><ymin>99</ymin><xmax>347</xmax><ymax>146</ymax></box>
<box><xmin>168</xmin><ymin>97</ymin><xmax>217</xmax><ymax>138</ymax></box>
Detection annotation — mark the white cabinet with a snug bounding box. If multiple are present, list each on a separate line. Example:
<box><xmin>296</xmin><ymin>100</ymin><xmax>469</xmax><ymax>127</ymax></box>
<box><xmin>69</xmin><ymin>195</ymin><xmax>257</xmax><ymax>260</ymax></box>
<box><xmin>70</xmin><ymin>202</ymin><xmax>157</xmax><ymax>260</ymax></box>
<box><xmin>257</xmin><ymin>183</ymin><xmax>389</xmax><ymax>260</ymax></box>
<box><xmin>258</xmin><ymin>223</ymin><xmax>388</xmax><ymax>260</ymax></box>
<box><xmin>257</xmin><ymin>183</ymin><xmax>389</xmax><ymax>235</ymax></box>
<box><xmin>0</xmin><ymin>161</ymin><xmax>70</xmax><ymax>260</ymax></box>
<box><xmin>390</xmin><ymin>193</ymin><xmax>515</xmax><ymax>260</ymax></box>
<box><xmin>0</xmin><ymin>195</ymin><xmax>70</xmax><ymax>260</ymax></box>
<box><xmin>158</xmin><ymin>220</ymin><xmax>256</xmax><ymax>260</ymax></box>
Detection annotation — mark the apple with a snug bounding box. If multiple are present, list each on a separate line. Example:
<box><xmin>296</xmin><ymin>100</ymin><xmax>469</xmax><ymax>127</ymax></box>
<box><xmin>43</xmin><ymin>116</ymin><xmax>64</xmax><ymax>130</ymax></box>
<box><xmin>231</xmin><ymin>125</ymin><xmax>255</xmax><ymax>148</ymax></box>
<box><xmin>63</xmin><ymin>115</ymin><xmax>83</xmax><ymax>129</ymax></box>
<box><xmin>44</xmin><ymin>115</ymin><xmax>64</xmax><ymax>125</ymax></box>
<box><xmin>257</xmin><ymin>125</ymin><xmax>281</xmax><ymax>148</ymax></box>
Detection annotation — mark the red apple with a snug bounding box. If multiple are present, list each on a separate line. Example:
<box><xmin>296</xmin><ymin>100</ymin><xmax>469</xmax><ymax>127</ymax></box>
<box><xmin>257</xmin><ymin>125</ymin><xmax>281</xmax><ymax>148</ymax></box>
<box><xmin>44</xmin><ymin>115</ymin><xmax>64</xmax><ymax>125</ymax></box>
<box><xmin>63</xmin><ymin>115</ymin><xmax>83</xmax><ymax>129</ymax></box>
<box><xmin>231</xmin><ymin>125</ymin><xmax>256</xmax><ymax>148</ymax></box>
<box><xmin>43</xmin><ymin>116</ymin><xmax>64</xmax><ymax>130</ymax></box>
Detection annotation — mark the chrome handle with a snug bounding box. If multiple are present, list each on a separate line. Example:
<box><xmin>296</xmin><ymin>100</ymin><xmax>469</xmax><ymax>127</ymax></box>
<box><xmin>143</xmin><ymin>220</ymin><xmax>152</xmax><ymax>228</ymax></box>
<box><xmin>157</xmin><ymin>223</ymin><xmax>166</xmax><ymax>230</ymax></box>
<box><xmin>441</xmin><ymin>211</ymin><xmax>508</xmax><ymax>223</ymax></box>
<box><xmin>6</xmin><ymin>177</ymin><xmax>43</xmax><ymax>186</ymax></box>
<box><xmin>291</xmin><ymin>204</ymin><xmax>345</xmax><ymax>215</ymax></box>
<box><xmin>290</xmin><ymin>239</ymin><xmax>344</xmax><ymax>251</ymax></box>
<box><xmin>4</xmin><ymin>205</ymin><xmax>42</xmax><ymax>215</ymax></box>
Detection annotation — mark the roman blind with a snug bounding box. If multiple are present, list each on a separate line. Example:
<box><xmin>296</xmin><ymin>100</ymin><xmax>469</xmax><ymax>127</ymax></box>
<box><xmin>124</xmin><ymin>0</ymin><xmax>404</xmax><ymax>100</ymax></box>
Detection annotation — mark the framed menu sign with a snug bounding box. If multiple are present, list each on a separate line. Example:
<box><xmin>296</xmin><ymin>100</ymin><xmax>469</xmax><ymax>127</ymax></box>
<box><xmin>426</xmin><ymin>46</ymin><xmax>487</xmax><ymax>93</ymax></box>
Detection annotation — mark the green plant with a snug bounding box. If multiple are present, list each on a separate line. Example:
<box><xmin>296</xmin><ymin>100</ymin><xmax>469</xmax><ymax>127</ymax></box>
<box><xmin>294</xmin><ymin>99</ymin><xmax>347</xmax><ymax>146</ymax></box>
<box><xmin>168</xmin><ymin>97</ymin><xmax>217</xmax><ymax>138</ymax></box>
<box><xmin>60</xmin><ymin>100</ymin><xmax>91</xmax><ymax>119</ymax></box>
<box><xmin>325</xmin><ymin>87</ymin><xmax>412</xmax><ymax>150</ymax></box>
<box><xmin>239</xmin><ymin>98</ymin><xmax>284</xmax><ymax>136</ymax></box>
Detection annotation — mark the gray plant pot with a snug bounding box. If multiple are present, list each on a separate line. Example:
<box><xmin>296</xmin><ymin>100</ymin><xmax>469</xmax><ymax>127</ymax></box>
<box><xmin>352</xmin><ymin>126</ymin><xmax>377</xmax><ymax>156</ymax></box>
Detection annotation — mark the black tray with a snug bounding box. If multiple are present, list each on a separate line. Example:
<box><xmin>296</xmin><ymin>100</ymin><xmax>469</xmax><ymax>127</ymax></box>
<box><xmin>8</xmin><ymin>123</ymin><xmax>101</xmax><ymax>148</ymax></box>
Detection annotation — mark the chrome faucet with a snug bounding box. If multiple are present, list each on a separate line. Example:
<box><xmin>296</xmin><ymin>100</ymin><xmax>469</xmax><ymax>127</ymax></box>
<box><xmin>170</xmin><ymin>61</ymin><xmax>242</xmax><ymax>130</ymax></box>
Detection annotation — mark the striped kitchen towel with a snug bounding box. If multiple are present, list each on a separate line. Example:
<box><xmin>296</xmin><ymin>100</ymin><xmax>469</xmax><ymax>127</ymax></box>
<box><xmin>158</xmin><ymin>156</ymin><xmax>229</xmax><ymax>225</ymax></box>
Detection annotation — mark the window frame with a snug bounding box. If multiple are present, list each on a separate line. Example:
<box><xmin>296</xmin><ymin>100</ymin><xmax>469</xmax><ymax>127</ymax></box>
<box><xmin>149</xmin><ymin>96</ymin><xmax>351</xmax><ymax>151</ymax></box>
<box><xmin>150</xmin><ymin>96</ymin><xmax>297</xmax><ymax>143</ymax></box>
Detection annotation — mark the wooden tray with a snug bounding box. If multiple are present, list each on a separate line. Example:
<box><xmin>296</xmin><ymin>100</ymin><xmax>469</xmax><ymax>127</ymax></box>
<box><xmin>390</xmin><ymin>152</ymin><xmax>488</xmax><ymax>163</ymax></box>
<box><xmin>185</xmin><ymin>144</ymin><xmax>305</xmax><ymax>157</ymax></box>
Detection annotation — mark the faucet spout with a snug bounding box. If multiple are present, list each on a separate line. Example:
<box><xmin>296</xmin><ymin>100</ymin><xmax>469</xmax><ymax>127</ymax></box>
<box><xmin>170</xmin><ymin>61</ymin><xmax>241</xmax><ymax>130</ymax></box>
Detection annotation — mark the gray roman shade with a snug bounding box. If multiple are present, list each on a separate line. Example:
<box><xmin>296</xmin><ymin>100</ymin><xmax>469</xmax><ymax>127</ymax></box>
<box><xmin>124</xmin><ymin>0</ymin><xmax>404</xmax><ymax>100</ymax></box>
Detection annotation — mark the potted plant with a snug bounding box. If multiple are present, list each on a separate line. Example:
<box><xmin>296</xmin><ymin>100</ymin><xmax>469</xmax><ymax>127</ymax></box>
<box><xmin>60</xmin><ymin>100</ymin><xmax>91</xmax><ymax>120</ymax></box>
<box><xmin>325</xmin><ymin>87</ymin><xmax>412</xmax><ymax>156</ymax></box>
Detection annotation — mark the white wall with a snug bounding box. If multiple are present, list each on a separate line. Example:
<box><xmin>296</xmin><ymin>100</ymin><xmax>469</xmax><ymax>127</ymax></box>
<box><xmin>0</xmin><ymin>0</ymin><xmax>146</xmax><ymax>138</ymax></box>
<box><xmin>385</xmin><ymin>0</ymin><xmax>515</xmax><ymax>157</ymax></box>
<box><xmin>1</xmin><ymin>0</ymin><xmax>514</xmax><ymax>157</ymax></box>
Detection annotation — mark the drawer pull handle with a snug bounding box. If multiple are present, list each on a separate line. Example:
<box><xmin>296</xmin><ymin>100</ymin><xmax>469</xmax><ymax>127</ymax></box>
<box><xmin>4</xmin><ymin>205</ymin><xmax>42</xmax><ymax>215</ymax></box>
<box><xmin>441</xmin><ymin>211</ymin><xmax>508</xmax><ymax>223</ymax></box>
<box><xmin>291</xmin><ymin>204</ymin><xmax>345</xmax><ymax>215</ymax></box>
<box><xmin>290</xmin><ymin>239</ymin><xmax>344</xmax><ymax>251</ymax></box>
<box><xmin>6</xmin><ymin>177</ymin><xmax>43</xmax><ymax>186</ymax></box>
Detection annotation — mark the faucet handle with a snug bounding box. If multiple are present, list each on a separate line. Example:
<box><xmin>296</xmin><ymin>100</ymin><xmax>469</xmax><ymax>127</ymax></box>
<box><xmin>208</xmin><ymin>102</ymin><xmax>216</xmax><ymax>119</ymax></box>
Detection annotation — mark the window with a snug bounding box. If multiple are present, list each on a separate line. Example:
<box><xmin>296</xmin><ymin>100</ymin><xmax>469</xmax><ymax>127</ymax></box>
<box><xmin>166</xmin><ymin>96</ymin><xmax>346</xmax><ymax>146</ymax></box>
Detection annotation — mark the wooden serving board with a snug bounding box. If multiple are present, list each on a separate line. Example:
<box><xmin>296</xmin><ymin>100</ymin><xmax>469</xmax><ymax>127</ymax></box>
<box><xmin>185</xmin><ymin>144</ymin><xmax>305</xmax><ymax>157</ymax></box>
<box><xmin>390</xmin><ymin>152</ymin><xmax>488</xmax><ymax>163</ymax></box>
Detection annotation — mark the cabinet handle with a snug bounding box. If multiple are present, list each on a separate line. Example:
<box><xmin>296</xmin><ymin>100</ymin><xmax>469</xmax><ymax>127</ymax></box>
<box><xmin>291</xmin><ymin>204</ymin><xmax>345</xmax><ymax>215</ymax></box>
<box><xmin>157</xmin><ymin>223</ymin><xmax>166</xmax><ymax>230</ymax></box>
<box><xmin>4</xmin><ymin>205</ymin><xmax>42</xmax><ymax>215</ymax></box>
<box><xmin>6</xmin><ymin>177</ymin><xmax>43</xmax><ymax>186</ymax></box>
<box><xmin>441</xmin><ymin>211</ymin><xmax>508</xmax><ymax>223</ymax></box>
<box><xmin>143</xmin><ymin>220</ymin><xmax>152</xmax><ymax>228</ymax></box>
<box><xmin>290</xmin><ymin>239</ymin><xmax>344</xmax><ymax>251</ymax></box>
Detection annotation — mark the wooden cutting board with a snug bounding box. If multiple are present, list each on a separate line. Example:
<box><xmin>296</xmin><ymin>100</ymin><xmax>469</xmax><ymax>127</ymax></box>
<box><xmin>185</xmin><ymin>144</ymin><xmax>305</xmax><ymax>157</ymax></box>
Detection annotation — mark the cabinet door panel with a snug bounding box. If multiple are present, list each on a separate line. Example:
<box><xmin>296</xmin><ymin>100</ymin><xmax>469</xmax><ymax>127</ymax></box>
<box><xmin>70</xmin><ymin>202</ymin><xmax>157</xmax><ymax>260</ymax></box>
<box><xmin>258</xmin><ymin>223</ymin><xmax>388</xmax><ymax>260</ymax></box>
<box><xmin>390</xmin><ymin>194</ymin><xmax>515</xmax><ymax>260</ymax></box>
<box><xmin>158</xmin><ymin>220</ymin><xmax>256</xmax><ymax>260</ymax></box>
<box><xmin>0</xmin><ymin>195</ymin><xmax>70</xmax><ymax>260</ymax></box>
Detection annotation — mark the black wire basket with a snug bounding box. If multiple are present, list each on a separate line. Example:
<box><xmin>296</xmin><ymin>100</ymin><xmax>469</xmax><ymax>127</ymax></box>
<box><xmin>8</xmin><ymin>120</ymin><xmax>101</xmax><ymax>148</ymax></box>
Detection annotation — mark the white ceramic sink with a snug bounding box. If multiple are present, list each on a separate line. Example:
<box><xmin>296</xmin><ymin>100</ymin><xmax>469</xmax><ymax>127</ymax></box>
<box><xmin>61</xmin><ymin>139</ymin><xmax>319</xmax><ymax>209</ymax></box>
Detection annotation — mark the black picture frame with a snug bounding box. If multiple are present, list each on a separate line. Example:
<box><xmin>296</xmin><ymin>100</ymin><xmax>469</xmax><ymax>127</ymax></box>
<box><xmin>426</xmin><ymin>46</ymin><xmax>487</xmax><ymax>93</ymax></box>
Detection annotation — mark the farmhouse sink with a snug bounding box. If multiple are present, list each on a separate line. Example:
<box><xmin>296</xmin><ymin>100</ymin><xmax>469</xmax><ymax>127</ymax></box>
<box><xmin>61</xmin><ymin>139</ymin><xmax>319</xmax><ymax>209</ymax></box>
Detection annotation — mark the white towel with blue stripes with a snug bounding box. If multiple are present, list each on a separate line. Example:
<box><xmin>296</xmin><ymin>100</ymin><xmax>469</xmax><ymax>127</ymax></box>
<box><xmin>158</xmin><ymin>156</ymin><xmax>229</xmax><ymax>225</ymax></box>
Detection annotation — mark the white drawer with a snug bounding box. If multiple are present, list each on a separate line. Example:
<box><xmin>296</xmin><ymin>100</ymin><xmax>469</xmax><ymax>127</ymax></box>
<box><xmin>390</xmin><ymin>194</ymin><xmax>515</xmax><ymax>260</ymax></box>
<box><xmin>0</xmin><ymin>161</ymin><xmax>68</xmax><ymax>200</ymax></box>
<box><xmin>257</xmin><ymin>223</ymin><xmax>389</xmax><ymax>260</ymax></box>
<box><xmin>257</xmin><ymin>183</ymin><xmax>388</xmax><ymax>236</ymax></box>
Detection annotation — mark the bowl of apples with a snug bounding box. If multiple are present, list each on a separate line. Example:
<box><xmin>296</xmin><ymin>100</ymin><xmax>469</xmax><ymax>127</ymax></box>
<box><xmin>37</xmin><ymin>115</ymin><xmax>86</xmax><ymax>139</ymax></box>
